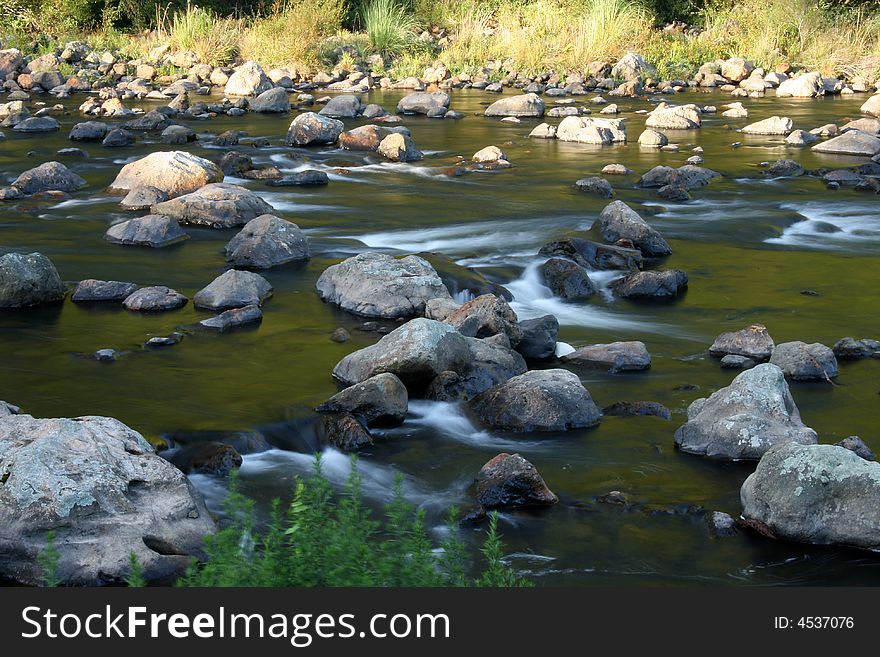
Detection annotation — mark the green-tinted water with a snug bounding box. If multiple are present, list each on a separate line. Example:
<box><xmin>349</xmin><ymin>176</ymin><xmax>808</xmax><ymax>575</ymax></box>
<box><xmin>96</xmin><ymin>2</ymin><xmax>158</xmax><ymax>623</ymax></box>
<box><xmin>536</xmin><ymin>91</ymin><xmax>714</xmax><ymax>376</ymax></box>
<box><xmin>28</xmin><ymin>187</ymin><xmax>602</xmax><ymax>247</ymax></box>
<box><xmin>2</xmin><ymin>89</ymin><xmax>878</xmax><ymax>585</ymax></box>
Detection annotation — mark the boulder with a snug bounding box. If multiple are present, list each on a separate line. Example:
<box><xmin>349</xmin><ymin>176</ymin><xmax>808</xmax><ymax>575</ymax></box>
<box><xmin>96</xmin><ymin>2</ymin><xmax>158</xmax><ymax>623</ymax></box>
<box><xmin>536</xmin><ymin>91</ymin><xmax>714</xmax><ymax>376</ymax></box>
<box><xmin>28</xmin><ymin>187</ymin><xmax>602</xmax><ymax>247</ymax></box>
<box><xmin>285</xmin><ymin>112</ymin><xmax>344</xmax><ymax>146</ymax></box>
<box><xmin>516</xmin><ymin>315</ymin><xmax>559</xmax><ymax>361</ymax></box>
<box><xmin>318</xmin><ymin>94</ymin><xmax>363</xmax><ymax>118</ymax></box>
<box><xmin>332</xmin><ymin>318</ymin><xmax>471</xmax><ymax>388</ymax></box>
<box><xmin>198</xmin><ymin>304</ymin><xmax>263</xmax><ymax>331</ymax></box>
<box><xmin>741</xmin><ymin>116</ymin><xmax>793</xmax><ymax>135</ymax></box>
<box><xmin>766</xmin><ymin>159</ymin><xmax>804</xmax><ymax>177</ymax></box>
<box><xmin>69</xmin><ymin>121</ymin><xmax>109</xmax><ymax>141</ymax></box>
<box><xmin>123</xmin><ymin>286</ymin><xmax>188</xmax><ymax>312</ymax></box>
<box><xmin>224</xmin><ymin>214</ymin><xmax>309</xmax><ymax>269</ymax></box>
<box><xmin>674</xmin><ymin>363</ymin><xmax>817</xmax><ymax>460</ymax></box>
<box><xmin>468</xmin><ymin>369</ymin><xmax>601</xmax><ymax>432</ymax></box>
<box><xmin>769</xmin><ymin>341</ymin><xmax>838</xmax><ymax>381</ymax></box>
<box><xmin>484</xmin><ymin>93</ymin><xmax>545</xmax><ymax>117</ymax></box>
<box><xmin>638</xmin><ymin>128</ymin><xmax>668</xmax><ymax>147</ymax></box>
<box><xmin>268</xmin><ymin>170</ymin><xmax>329</xmax><ymax>187</ymax></box>
<box><xmin>316</xmin><ymin>253</ymin><xmax>451</xmax><ymax>319</ymax></box>
<box><xmin>108</xmin><ymin>151</ymin><xmax>223</xmax><ymax>198</ymax></box>
<box><xmin>611</xmin><ymin>269</ymin><xmax>688</xmax><ymax>298</ymax></box>
<box><xmin>224</xmin><ymin>61</ymin><xmax>272</xmax><ymax>96</ymax></box>
<box><xmin>860</xmin><ymin>94</ymin><xmax>880</xmax><ymax>117</ymax></box>
<box><xmin>539</xmin><ymin>258</ymin><xmax>598</xmax><ymax>300</ymax></box>
<box><xmin>119</xmin><ymin>186</ymin><xmax>168</xmax><ymax>211</ymax></box>
<box><xmin>720</xmin><ymin>354</ymin><xmax>756</xmax><ymax>370</ymax></box>
<box><xmin>160</xmin><ymin>125</ymin><xmax>196</xmax><ymax>145</ymax></box>
<box><xmin>592</xmin><ymin>200</ymin><xmax>672</xmax><ymax>256</ymax></box>
<box><xmin>377</xmin><ymin>132</ymin><xmax>422</xmax><ymax>161</ymax></box>
<box><xmin>776</xmin><ymin>71</ymin><xmax>823</xmax><ymax>98</ymax></box>
<box><xmin>316</xmin><ymin>413</ymin><xmax>372</xmax><ymax>452</ymax></box>
<box><xmin>11</xmin><ymin>117</ymin><xmax>60</xmax><ymax>133</ymax></box>
<box><xmin>0</xmin><ymin>252</ymin><xmax>65</xmax><ymax>309</ymax></box>
<box><xmin>71</xmin><ymin>279</ymin><xmax>138</xmax><ymax>303</ymax></box>
<box><xmin>316</xmin><ymin>372</ymin><xmax>408</xmax><ymax>427</ymax></box>
<box><xmin>443</xmin><ymin>294</ymin><xmax>522</xmax><ymax>346</ymax></box>
<box><xmin>249</xmin><ymin>87</ymin><xmax>290</xmax><ymax>112</ymax></box>
<box><xmin>104</xmin><ymin>215</ymin><xmax>189</xmax><ymax>248</ymax></box>
<box><xmin>832</xmin><ymin>337</ymin><xmax>880</xmax><ymax>359</ymax></box>
<box><xmin>561</xmin><ymin>341</ymin><xmax>651</xmax><ymax>373</ymax></box>
<box><xmin>102</xmin><ymin>128</ymin><xmax>135</xmax><ymax>148</ymax></box>
<box><xmin>645</xmin><ymin>104</ymin><xmax>701</xmax><ymax>130</ymax></box>
<box><xmin>396</xmin><ymin>91</ymin><xmax>450</xmax><ymax>115</ymax></box>
<box><xmin>710</xmin><ymin>324</ymin><xmax>775</xmax><ymax>361</ymax></box>
<box><xmin>475</xmin><ymin>453</ymin><xmax>558</xmax><ymax>509</ymax></box>
<box><xmin>123</xmin><ymin>110</ymin><xmax>170</xmax><ymax>131</ymax></box>
<box><xmin>811</xmin><ymin>130</ymin><xmax>880</xmax><ymax>156</ymax></box>
<box><xmin>638</xmin><ymin>164</ymin><xmax>719</xmax><ymax>190</ymax></box>
<box><xmin>721</xmin><ymin>58</ymin><xmax>754</xmax><ymax>82</ymax></box>
<box><xmin>556</xmin><ymin>116</ymin><xmax>626</xmax><ymax>144</ymax></box>
<box><xmin>539</xmin><ymin>237</ymin><xmax>642</xmax><ymax>271</ymax></box>
<box><xmin>151</xmin><ymin>182</ymin><xmax>274</xmax><ymax>228</ymax></box>
<box><xmin>193</xmin><ymin>269</ymin><xmax>273</xmax><ymax>311</ymax></box>
<box><xmin>610</xmin><ymin>52</ymin><xmax>655</xmax><ymax>81</ymax></box>
<box><xmin>0</xmin><ymin>414</ymin><xmax>215</xmax><ymax>585</ymax></box>
<box><xmin>574</xmin><ymin>176</ymin><xmax>613</xmax><ymax>197</ymax></box>
<box><xmin>338</xmin><ymin>125</ymin><xmax>405</xmax><ymax>151</ymax></box>
<box><xmin>740</xmin><ymin>443</ymin><xmax>880</xmax><ymax>549</ymax></box>
<box><xmin>425</xmin><ymin>337</ymin><xmax>527</xmax><ymax>401</ymax></box>
<box><xmin>836</xmin><ymin>436</ymin><xmax>876</xmax><ymax>461</ymax></box>
<box><xmin>11</xmin><ymin>161</ymin><xmax>86</xmax><ymax>194</ymax></box>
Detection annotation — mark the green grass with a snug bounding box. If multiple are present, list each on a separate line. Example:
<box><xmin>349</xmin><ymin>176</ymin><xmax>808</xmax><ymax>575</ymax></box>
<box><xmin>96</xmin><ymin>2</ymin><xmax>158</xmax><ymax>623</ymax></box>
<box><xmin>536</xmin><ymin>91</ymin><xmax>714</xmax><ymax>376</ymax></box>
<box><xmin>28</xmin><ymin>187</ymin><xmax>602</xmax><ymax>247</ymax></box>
<box><xmin>361</xmin><ymin>0</ymin><xmax>421</xmax><ymax>57</ymax></box>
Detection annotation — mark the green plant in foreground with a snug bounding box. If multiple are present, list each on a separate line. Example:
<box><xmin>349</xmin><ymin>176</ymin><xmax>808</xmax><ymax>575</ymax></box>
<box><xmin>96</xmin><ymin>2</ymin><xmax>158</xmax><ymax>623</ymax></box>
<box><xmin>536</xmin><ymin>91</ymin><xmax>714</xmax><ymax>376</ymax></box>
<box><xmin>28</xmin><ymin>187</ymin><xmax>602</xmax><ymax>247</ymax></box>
<box><xmin>179</xmin><ymin>455</ymin><xmax>530</xmax><ymax>587</ymax></box>
<box><xmin>125</xmin><ymin>551</ymin><xmax>147</xmax><ymax>587</ymax></box>
<box><xmin>37</xmin><ymin>530</ymin><xmax>62</xmax><ymax>587</ymax></box>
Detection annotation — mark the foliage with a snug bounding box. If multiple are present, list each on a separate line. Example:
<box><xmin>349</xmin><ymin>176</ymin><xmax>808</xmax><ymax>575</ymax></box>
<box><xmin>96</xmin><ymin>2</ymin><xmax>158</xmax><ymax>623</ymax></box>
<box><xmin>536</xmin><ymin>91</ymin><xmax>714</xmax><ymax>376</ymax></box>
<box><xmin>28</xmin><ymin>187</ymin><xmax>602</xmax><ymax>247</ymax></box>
<box><xmin>361</xmin><ymin>0</ymin><xmax>422</xmax><ymax>57</ymax></box>
<box><xmin>125</xmin><ymin>551</ymin><xmax>147</xmax><ymax>587</ymax></box>
<box><xmin>161</xmin><ymin>1</ymin><xmax>242</xmax><ymax>66</ymax></box>
<box><xmin>179</xmin><ymin>455</ymin><xmax>530</xmax><ymax>587</ymax></box>
<box><xmin>37</xmin><ymin>530</ymin><xmax>62</xmax><ymax>587</ymax></box>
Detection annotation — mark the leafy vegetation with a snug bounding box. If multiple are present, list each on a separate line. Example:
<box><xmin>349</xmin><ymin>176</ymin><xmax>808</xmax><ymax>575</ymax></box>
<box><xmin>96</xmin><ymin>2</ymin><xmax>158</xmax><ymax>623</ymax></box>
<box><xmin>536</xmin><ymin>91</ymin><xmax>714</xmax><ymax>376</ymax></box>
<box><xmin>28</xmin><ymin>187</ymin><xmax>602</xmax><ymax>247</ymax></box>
<box><xmin>37</xmin><ymin>530</ymin><xmax>62</xmax><ymax>588</ymax></box>
<box><xmin>179</xmin><ymin>456</ymin><xmax>530</xmax><ymax>587</ymax></box>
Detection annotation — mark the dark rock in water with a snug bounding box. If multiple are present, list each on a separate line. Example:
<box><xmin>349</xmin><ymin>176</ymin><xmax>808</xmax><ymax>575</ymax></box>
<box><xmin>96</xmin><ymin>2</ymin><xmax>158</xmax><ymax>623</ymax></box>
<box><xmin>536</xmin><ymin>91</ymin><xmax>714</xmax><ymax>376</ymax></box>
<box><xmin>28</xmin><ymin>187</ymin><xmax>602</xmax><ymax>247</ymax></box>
<box><xmin>766</xmin><ymin>159</ymin><xmax>804</xmax><ymax>177</ymax></box>
<box><xmin>193</xmin><ymin>270</ymin><xmax>273</xmax><ymax>311</ymax></box>
<box><xmin>151</xmin><ymin>182</ymin><xmax>274</xmax><ymax>228</ymax></box>
<box><xmin>443</xmin><ymin>294</ymin><xmax>522</xmax><ymax>346</ymax></box>
<box><xmin>452</xmin><ymin>338</ymin><xmax>527</xmax><ymax>400</ymax></box>
<box><xmin>0</xmin><ymin>414</ymin><xmax>216</xmax><ymax>586</ymax></box>
<box><xmin>396</xmin><ymin>91</ymin><xmax>451</xmax><ymax>116</ymax></box>
<box><xmin>72</xmin><ymin>279</ymin><xmax>138</xmax><ymax>302</ymax></box>
<box><xmin>218</xmin><ymin>151</ymin><xmax>253</xmax><ymax>176</ymax></box>
<box><xmin>199</xmin><ymin>304</ymin><xmax>263</xmax><ymax>331</ymax></box>
<box><xmin>657</xmin><ymin>184</ymin><xmax>690</xmax><ymax>201</ymax></box>
<box><xmin>102</xmin><ymin>128</ymin><xmax>135</xmax><ymax>147</ymax></box>
<box><xmin>475</xmin><ymin>453</ymin><xmax>558</xmax><ymax>509</ymax></box>
<box><xmin>416</xmin><ymin>252</ymin><xmax>512</xmax><ymax>301</ymax></box>
<box><xmin>249</xmin><ymin>87</ymin><xmax>290</xmax><ymax>113</ymax></box>
<box><xmin>160</xmin><ymin>125</ymin><xmax>196</xmax><ymax>145</ymax></box>
<box><xmin>574</xmin><ymin>176</ymin><xmax>614</xmax><ymax>198</ymax></box>
<box><xmin>267</xmin><ymin>170</ymin><xmax>329</xmax><ymax>186</ymax></box>
<box><xmin>123</xmin><ymin>286</ymin><xmax>188</xmax><ymax>312</ymax></box>
<box><xmin>286</xmin><ymin>112</ymin><xmax>344</xmax><ymax>146</ymax></box>
<box><xmin>638</xmin><ymin>164</ymin><xmax>720</xmax><ymax>190</ymax></box>
<box><xmin>598</xmin><ymin>491</ymin><xmax>629</xmax><ymax>505</ymax></box>
<box><xmin>12</xmin><ymin>116</ymin><xmax>60</xmax><ymax>132</ymax></box>
<box><xmin>800</xmin><ymin>290</ymin><xmax>820</xmax><ymax>296</ymax></box>
<box><xmin>93</xmin><ymin>348</ymin><xmax>119</xmax><ymax>362</ymax></box>
<box><xmin>517</xmin><ymin>315</ymin><xmax>559</xmax><ymax>361</ymax></box>
<box><xmin>720</xmin><ymin>354</ymin><xmax>756</xmax><ymax>369</ymax></box>
<box><xmin>769</xmin><ymin>341</ymin><xmax>838</xmax><ymax>381</ymax></box>
<box><xmin>11</xmin><ymin>161</ymin><xmax>86</xmax><ymax>194</ymax></box>
<box><xmin>105</xmin><ymin>214</ymin><xmax>189</xmax><ymax>248</ymax></box>
<box><xmin>538</xmin><ymin>237</ymin><xmax>642</xmax><ymax>271</ymax></box>
<box><xmin>69</xmin><ymin>121</ymin><xmax>109</xmax><ymax>141</ymax></box>
<box><xmin>145</xmin><ymin>332</ymin><xmax>184</xmax><ymax>347</ymax></box>
<box><xmin>225</xmin><ymin>214</ymin><xmax>309</xmax><ymax>269</ymax></box>
<box><xmin>602</xmin><ymin>401</ymin><xmax>671</xmax><ymax>419</ymax></box>
<box><xmin>835</xmin><ymin>436</ymin><xmax>875</xmax><ymax>461</ymax></box>
<box><xmin>592</xmin><ymin>200</ymin><xmax>671</xmax><ymax>257</ymax></box>
<box><xmin>811</xmin><ymin>220</ymin><xmax>842</xmax><ymax>233</ymax></box>
<box><xmin>741</xmin><ymin>442</ymin><xmax>880</xmax><ymax>550</ymax></box>
<box><xmin>540</xmin><ymin>257</ymin><xmax>598</xmax><ymax>300</ymax></box>
<box><xmin>56</xmin><ymin>148</ymin><xmax>88</xmax><ymax>158</ymax></box>
<box><xmin>330</xmin><ymin>327</ymin><xmax>350</xmax><ymax>342</ymax></box>
<box><xmin>706</xmin><ymin>511</ymin><xmax>738</xmax><ymax>538</ymax></box>
<box><xmin>165</xmin><ymin>441</ymin><xmax>242</xmax><ymax>476</ymax></box>
<box><xmin>468</xmin><ymin>369</ymin><xmax>601</xmax><ymax>432</ymax></box>
<box><xmin>832</xmin><ymin>337</ymin><xmax>880</xmax><ymax>359</ymax></box>
<box><xmin>214</xmin><ymin>130</ymin><xmax>241</xmax><ymax>146</ymax></box>
<box><xmin>710</xmin><ymin>324</ymin><xmax>775</xmax><ymax>362</ymax></box>
<box><xmin>316</xmin><ymin>412</ymin><xmax>372</xmax><ymax>452</ymax></box>
<box><xmin>674</xmin><ymin>364</ymin><xmax>817</xmax><ymax>460</ymax></box>
<box><xmin>319</xmin><ymin>94</ymin><xmax>363</xmax><ymax>118</ymax></box>
<box><xmin>0</xmin><ymin>252</ymin><xmax>65</xmax><ymax>308</ymax></box>
<box><xmin>316</xmin><ymin>372</ymin><xmax>408</xmax><ymax>427</ymax></box>
<box><xmin>611</xmin><ymin>269</ymin><xmax>687</xmax><ymax>298</ymax></box>
<box><xmin>562</xmin><ymin>341</ymin><xmax>651</xmax><ymax>372</ymax></box>
<box><xmin>124</xmin><ymin>109</ymin><xmax>170</xmax><ymax>131</ymax></box>
<box><xmin>673</xmin><ymin>383</ymin><xmax>700</xmax><ymax>392</ymax></box>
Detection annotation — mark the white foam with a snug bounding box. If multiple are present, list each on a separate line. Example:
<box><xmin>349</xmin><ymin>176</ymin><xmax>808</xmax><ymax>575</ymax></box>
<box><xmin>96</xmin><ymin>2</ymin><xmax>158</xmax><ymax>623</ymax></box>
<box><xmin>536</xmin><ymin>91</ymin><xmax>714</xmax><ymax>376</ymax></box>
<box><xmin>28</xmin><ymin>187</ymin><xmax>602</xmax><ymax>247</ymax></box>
<box><xmin>767</xmin><ymin>202</ymin><xmax>880</xmax><ymax>249</ymax></box>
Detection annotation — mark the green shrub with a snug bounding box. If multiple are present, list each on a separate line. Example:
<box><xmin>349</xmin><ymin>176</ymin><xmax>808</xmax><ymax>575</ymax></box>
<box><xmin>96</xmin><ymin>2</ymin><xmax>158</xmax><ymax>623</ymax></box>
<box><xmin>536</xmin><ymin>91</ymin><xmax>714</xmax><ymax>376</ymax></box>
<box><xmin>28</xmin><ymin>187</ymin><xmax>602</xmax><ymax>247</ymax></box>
<box><xmin>361</xmin><ymin>0</ymin><xmax>421</xmax><ymax>57</ymax></box>
<box><xmin>179</xmin><ymin>455</ymin><xmax>530</xmax><ymax>588</ymax></box>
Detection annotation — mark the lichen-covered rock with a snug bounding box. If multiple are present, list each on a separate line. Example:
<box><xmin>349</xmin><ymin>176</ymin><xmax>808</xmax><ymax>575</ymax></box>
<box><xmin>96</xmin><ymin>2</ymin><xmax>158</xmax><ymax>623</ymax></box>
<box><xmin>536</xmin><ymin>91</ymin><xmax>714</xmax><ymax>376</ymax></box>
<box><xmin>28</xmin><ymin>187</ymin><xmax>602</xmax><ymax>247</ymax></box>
<box><xmin>674</xmin><ymin>363</ymin><xmax>818</xmax><ymax>460</ymax></box>
<box><xmin>0</xmin><ymin>252</ymin><xmax>65</xmax><ymax>308</ymax></box>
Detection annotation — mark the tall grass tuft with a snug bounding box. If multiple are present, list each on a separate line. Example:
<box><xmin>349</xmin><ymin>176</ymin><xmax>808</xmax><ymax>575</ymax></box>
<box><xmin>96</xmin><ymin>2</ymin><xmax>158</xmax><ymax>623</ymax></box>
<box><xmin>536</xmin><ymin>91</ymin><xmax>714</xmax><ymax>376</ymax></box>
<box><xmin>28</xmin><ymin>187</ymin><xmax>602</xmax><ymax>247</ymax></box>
<box><xmin>361</xmin><ymin>0</ymin><xmax>421</xmax><ymax>57</ymax></box>
<box><xmin>163</xmin><ymin>1</ymin><xmax>242</xmax><ymax>66</ymax></box>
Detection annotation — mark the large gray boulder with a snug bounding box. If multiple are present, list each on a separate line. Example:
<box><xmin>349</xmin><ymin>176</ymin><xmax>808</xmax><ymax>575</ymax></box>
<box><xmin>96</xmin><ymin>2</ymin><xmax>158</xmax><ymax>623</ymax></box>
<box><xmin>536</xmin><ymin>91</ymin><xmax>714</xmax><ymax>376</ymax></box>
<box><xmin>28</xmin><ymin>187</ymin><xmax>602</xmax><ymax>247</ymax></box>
<box><xmin>193</xmin><ymin>269</ymin><xmax>273</xmax><ymax>310</ymax></box>
<box><xmin>377</xmin><ymin>132</ymin><xmax>423</xmax><ymax>162</ymax></box>
<box><xmin>645</xmin><ymin>103</ymin><xmax>701</xmax><ymax>130</ymax></box>
<box><xmin>0</xmin><ymin>252</ymin><xmax>65</xmax><ymax>309</ymax></box>
<box><xmin>539</xmin><ymin>237</ymin><xmax>642</xmax><ymax>271</ymax></box>
<box><xmin>811</xmin><ymin>130</ymin><xmax>880</xmax><ymax>156</ymax></box>
<box><xmin>741</xmin><ymin>116</ymin><xmax>793</xmax><ymax>135</ymax></box>
<box><xmin>540</xmin><ymin>258</ymin><xmax>598</xmax><ymax>300</ymax></box>
<box><xmin>316</xmin><ymin>253</ymin><xmax>451</xmax><ymax>319</ymax></box>
<box><xmin>104</xmin><ymin>215</ymin><xmax>189</xmax><ymax>248</ymax></box>
<box><xmin>611</xmin><ymin>269</ymin><xmax>687</xmax><ymax>298</ymax></box>
<box><xmin>285</xmin><ymin>112</ymin><xmax>344</xmax><ymax>146</ymax></box>
<box><xmin>151</xmin><ymin>182</ymin><xmax>274</xmax><ymax>228</ymax></box>
<box><xmin>556</xmin><ymin>116</ymin><xmax>627</xmax><ymax>144</ymax></box>
<box><xmin>741</xmin><ymin>443</ymin><xmax>880</xmax><ymax>550</ymax></box>
<box><xmin>443</xmin><ymin>294</ymin><xmax>522</xmax><ymax>346</ymax></box>
<box><xmin>561</xmin><ymin>341</ymin><xmax>651</xmax><ymax>373</ymax></box>
<box><xmin>860</xmin><ymin>93</ymin><xmax>880</xmax><ymax>117</ymax></box>
<box><xmin>674</xmin><ymin>363</ymin><xmax>818</xmax><ymax>460</ymax></box>
<box><xmin>428</xmin><ymin>337</ymin><xmax>528</xmax><ymax>401</ymax></box>
<box><xmin>517</xmin><ymin>315</ymin><xmax>559</xmax><ymax>360</ymax></box>
<box><xmin>776</xmin><ymin>71</ymin><xmax>823</xmax><ymax>98</ymax></box>
<box><xmin>319</xmin><ymin>94</ymin><xmax>363</xmax><ymax>118</ymax></box>
<box><xmin>332</xmin><ymin>318</ymin><xmax>470</xmax><ymax>388</ymax></box>
<box><xmin>316</xmin><ymin>372</ymin><xmax>408</xmax><ymax>427</ymax></box>
<box><xmin>468</xmin><ymin>369</ymin><xmax>601</xmax><ymax>432</ymax></box>
<box><xmin>638</xmin><ymin>164</ymin><xmax>720</xmax><ymax>190</ymax></box>
<box><xmin>475</xmin><ymin>453</ymin><xmax>558</xmax><ymax>509</ymax></box>
<box><xmin>484</xmin><ymin>93</ymin><xmax>545</xmax><ymax>117</ymax></box>
<box><xmin>709</xmin><ymin>324</ymin><xmax>775</xmax><ymax>362</ymax></box>
<box><xmin>0</xmin><ymin>414</ymin><xmax>215</xmax><ymax>585</ymax></box>
<box><xmin>224</xmin><ymin>61</ymin><xmax>272</xmax><ymax>96</ymax></box>
<box><xmin>249</xmin><ymin>87</ymin><xmax>290</xmax><ymax>112</ymax></box>
<box><xmin>69</xmin><ymin>121</ymin><xmax>110</xmax><ymax>141</ymax></box>
<box><xmin>108</xmin><ymin>151</ymin><xmax>223</xmax><ymax>198</ymax></box>
<box><xmin>592</xmin><ymin>200</ymin><xmax>671</xmax><ymax>256</ymax></box>
<box><xmin>12</xmin><ymin>117</ymin><xmax>60</xmax><ymax>133</ymax></box>
<box><xmin>769</xmin><ymin>341</ymin><xmax>838</xmax><ymax>381</ymax></box>
<box><xmin>12</xmin><ymin>161</ymin><xmax>87</xmax><ymax>194</ymax></box>
<box><xmin>225</xmin><ymin>214</ymin><xmax>309</xmax><ymax>269</ymax></box>
<box><xmin>397</xmin><ymin>91</ymin><xmax>451</xmax><ymax>115</ymax></box>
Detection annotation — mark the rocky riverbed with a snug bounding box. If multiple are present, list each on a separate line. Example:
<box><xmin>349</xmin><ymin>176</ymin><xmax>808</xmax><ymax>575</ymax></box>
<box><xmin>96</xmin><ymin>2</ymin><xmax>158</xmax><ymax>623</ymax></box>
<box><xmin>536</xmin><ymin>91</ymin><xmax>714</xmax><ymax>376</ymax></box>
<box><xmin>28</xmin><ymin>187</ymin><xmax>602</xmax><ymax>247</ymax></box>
<box><xmin>1</xmin><ymin>52</ymin><xmax>879</xmax><ymax>585</ymax></box>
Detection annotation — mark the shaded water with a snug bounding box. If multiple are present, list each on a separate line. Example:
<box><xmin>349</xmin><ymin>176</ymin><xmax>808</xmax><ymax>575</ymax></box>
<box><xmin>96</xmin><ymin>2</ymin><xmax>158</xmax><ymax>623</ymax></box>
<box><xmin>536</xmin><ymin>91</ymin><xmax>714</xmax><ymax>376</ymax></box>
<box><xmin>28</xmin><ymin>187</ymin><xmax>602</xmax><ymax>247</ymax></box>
<box><xmin>2</xmin><ymin>88</ymin><xmax>879</xmax><ymax>585</ymax></box>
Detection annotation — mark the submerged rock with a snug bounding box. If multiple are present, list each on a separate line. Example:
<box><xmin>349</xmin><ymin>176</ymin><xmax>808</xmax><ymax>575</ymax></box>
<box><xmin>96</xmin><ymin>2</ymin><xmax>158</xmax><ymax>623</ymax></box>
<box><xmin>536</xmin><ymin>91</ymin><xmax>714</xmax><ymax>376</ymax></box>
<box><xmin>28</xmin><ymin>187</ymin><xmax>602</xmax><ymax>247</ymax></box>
<box><xmin>740</xmin><ymin>443</ymin><xmax>880</xmax><ymax>550</ymax></box>
<box><xmin>225</xmin><ymin>214</ymin><xmax>309</xmax><ymax>269</ymax></box>
<box><xmin>562</xmin><ymin>341</ymin><xmax>651</xmax><ymax>373</ymax></box>
<box><xmin>0</xmin><ymin>252</ymin><xmax>65</xmax><ymax>309</ymax></box>
<box><xmin>475</xmin><ymin>453</ymin><xmax>558</xmax><ymax>509</ymax></box>
<box><xmin>0</xmin><ymin>414</ymin><xmax>215</xmax><ymax>585</ymax></box>
<box><xmin>316</xmin><ymin>372</ymin><xmax>408</xmax><ymax>427</ymax></box>
<box><xmin>316</xmin><ymin>253</ymin><xmax>451</xmax><ymax>319</ymax></box>
<box><xmin>674</xmin><ymin>363</ymin><xmax>818</xmax><ymax>460</ymax></box>
<box><xmin>602</xmin><ymin>401</ymin><xmax>671</xmax><ymax>419</ymax></box>
<box><xmin>468</xmin><ymin>369</ymin><xmax>601</xmax><ymax>432</ymax></box>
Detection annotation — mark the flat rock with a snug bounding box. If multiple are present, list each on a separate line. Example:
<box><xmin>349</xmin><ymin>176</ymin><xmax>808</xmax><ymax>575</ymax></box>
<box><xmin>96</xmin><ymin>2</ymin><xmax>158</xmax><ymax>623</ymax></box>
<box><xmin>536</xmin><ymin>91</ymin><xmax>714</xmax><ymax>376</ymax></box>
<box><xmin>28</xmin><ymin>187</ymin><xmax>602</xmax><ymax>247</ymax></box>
<box><xmin>198</xmin><ymin>304</ymin><xmax>263</xmax><ymax>331</ymax></box>
<box><xmin>193</xmin><ymin>269</ymin><xmax>273</xmax><ymax>311</ymax></box>
<box><xmin>104</xmin><ymin>214</ymin><xmax>189</xmax><ymax>247</ymax></box>
<box><xmin>123</xmin><ymin>286</ymin><xmax>187</xmax><ymax>312</ymax></box>
<box><xmin>562</xmin><ymin>341</ymin><xmax>651</xmax><ymax>372</ymax></box>
<box><xmin>611</xmin><ymin>269</ymin><xmax>687</xmax><ymax>298</ymax></box>
<box><xmin>812</xmin><ymin>130</ymin><xmax>880</xmax><ymax>156</ymax></box>
<box><xmin>709</xmin><ymin>324</ymin><xmax>775</xmax><ymax>361</ymax></box>
<box><xmin>71</xmin><ymin>279</ymin><xmax>138</xmax><ymax>302</ymax></box>
<box><xmin>151</xmin><ymin>182</ymin><xmax>274</xmax><ymax>228</ymax></box>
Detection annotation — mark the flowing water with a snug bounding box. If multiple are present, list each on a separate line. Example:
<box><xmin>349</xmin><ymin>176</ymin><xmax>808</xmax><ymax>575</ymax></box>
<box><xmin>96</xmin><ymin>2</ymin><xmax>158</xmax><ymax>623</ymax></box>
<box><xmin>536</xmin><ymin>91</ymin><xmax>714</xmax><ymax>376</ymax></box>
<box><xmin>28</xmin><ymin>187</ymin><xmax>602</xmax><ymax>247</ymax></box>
<box><xmin>2</xmin><ymin>89</ymin><xmax>879</xmax><ymax>585</ymax></box>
